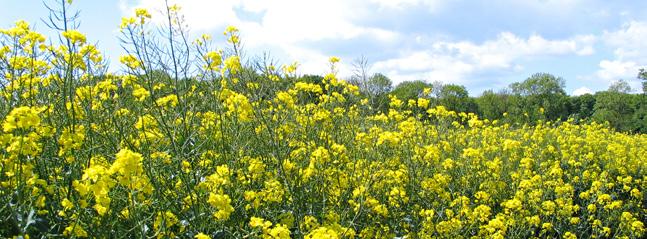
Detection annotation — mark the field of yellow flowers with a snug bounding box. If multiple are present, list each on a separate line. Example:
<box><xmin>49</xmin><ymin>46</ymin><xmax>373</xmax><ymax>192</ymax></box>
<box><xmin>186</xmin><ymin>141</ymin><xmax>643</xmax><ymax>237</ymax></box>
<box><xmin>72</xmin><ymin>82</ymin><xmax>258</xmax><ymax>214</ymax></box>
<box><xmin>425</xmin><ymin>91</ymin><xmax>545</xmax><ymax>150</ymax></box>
<box><xmin>1</xmin><ymin>2</ymin><xmax>646</xmax><ymax>239</ymax></box>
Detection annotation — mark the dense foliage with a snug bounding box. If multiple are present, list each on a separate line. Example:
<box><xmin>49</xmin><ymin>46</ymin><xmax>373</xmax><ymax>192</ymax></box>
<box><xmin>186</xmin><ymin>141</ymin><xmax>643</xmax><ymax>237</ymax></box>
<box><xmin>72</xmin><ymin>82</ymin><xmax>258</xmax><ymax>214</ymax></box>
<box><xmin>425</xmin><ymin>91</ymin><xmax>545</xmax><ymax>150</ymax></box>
<box><xmin>376</xmin><ymin>74</ymin><xmax>647</xmax><ymax>134</ymax></box>
<box><xmin>0</xmin><ymin>1</ymin><xmax>645</xmax><ymax>238</ymax></box>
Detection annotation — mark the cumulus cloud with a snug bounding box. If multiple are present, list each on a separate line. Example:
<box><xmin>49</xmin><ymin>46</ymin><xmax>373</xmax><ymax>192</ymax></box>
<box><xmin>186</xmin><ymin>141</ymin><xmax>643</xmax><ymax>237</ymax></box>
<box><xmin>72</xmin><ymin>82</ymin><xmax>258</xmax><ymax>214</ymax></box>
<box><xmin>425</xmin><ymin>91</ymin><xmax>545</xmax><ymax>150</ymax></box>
<box><xmin>120</xmin><ymin>0</ymin><xmax>401</xmax><ymax>76</ymax></box>
<box><xmin>373</xmin><ymin>32</ymin><xmax>596</xmax><ymax>85</ymax></box>
<box><xmin>370</xmin><ymin>0</ymin><xmax>445</xmax><ymax>11</ymax></box>
<box><xmin>572</xmin><ymin>87</ymin><xmax>593</xmax><ymax>96</ymax></box>
<box><xmin>120</xmin><ymin>0</ymin><xmax>398</xmax><ymax>41</ymax></box>
<box><xmin>595</xmin><ymin>60</ymin><xmax>638</xmax><ymax>81</ymax></box>
<box><xmin>584</xmin><ymin>21</ymin><xmax>647</xmax><ymax>91</ymax></box>
<box><xmin>508</xmin><ymin>0</ymin><xmax>583</xmax><ymax>10</ymax></box>
<box><xmin>603</xmin><ymin>21</ymin><xmax>647</xmax><ymax>62</ymax></box>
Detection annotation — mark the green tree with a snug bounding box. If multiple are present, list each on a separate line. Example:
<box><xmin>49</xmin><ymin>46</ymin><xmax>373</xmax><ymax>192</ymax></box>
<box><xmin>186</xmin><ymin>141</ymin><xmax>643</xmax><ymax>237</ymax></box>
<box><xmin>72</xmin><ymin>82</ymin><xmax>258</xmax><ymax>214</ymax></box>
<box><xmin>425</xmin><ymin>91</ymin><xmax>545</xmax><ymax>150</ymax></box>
<box><xmin>509</xmin><ymin>73</ymin><xmax>569</xmax><ymax>121</ymax></box>
<box><xmin>349</xmin><ymin>72</ymin><xmax>394</xmax><ymax>112</ymax></box>
<box><xmin>639</xmin><ymin>68</ymin><xmax>647</xmax><ymax>94</ymax></box>
<box><xmin>631</xmin><ymin>99</ymin><xmax>647</xmax><ymax>133</ymax></box>
<box><xmin>592</xmin><ymin>91</ymin><xmax>638</xmax><ymax>132</ymax></box>
<box><xmin>476</xmin><ymin>90</ymin><xmax>513</xmax><ymax>120</ymax></box>
<box><xmin>390</xmin><ymin>80</ymin><xmax>432</xmax><ymax>102</ymax></box>
<box><xmin>568</xmin><ymin>93</ymin><xmax>596</xmax><ymax>121</ymax></box>
<box><xmin>437</xmin><ymin>84</ymin><xmax>477</xmax><ymax>113</ymax></box>
<box><xmin>608</xmin><ymin>79</ymin><xmax>632</xmax><ymax>93</ymax></box>
<box><xmin>347</xmin><ymin>57</ymin><xmax>393</xmax><ymax>112</ymax></box>
<box><xmin>364</xmin><ymin>73</ymin><xmax>393</xmax><ymax>96</ymax></box>
<box><xmin>363</xmin><ymin>73</ymin><xmax>393</xmax><ymax>112</ymax></box>
<box><xmin>510</xmin><ymin>73</ymin><xmax>566</xmax><ymax>96</ymax></box>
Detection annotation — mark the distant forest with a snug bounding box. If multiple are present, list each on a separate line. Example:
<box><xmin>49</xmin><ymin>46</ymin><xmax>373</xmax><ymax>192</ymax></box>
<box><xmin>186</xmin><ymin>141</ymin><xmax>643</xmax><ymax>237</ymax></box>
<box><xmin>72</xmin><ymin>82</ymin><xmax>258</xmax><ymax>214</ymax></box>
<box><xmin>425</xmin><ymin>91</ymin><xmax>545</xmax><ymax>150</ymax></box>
<box><xmin>310</xmin><ymin>66</ymin><xmax>647</xmax><ymax>134</ymax></box>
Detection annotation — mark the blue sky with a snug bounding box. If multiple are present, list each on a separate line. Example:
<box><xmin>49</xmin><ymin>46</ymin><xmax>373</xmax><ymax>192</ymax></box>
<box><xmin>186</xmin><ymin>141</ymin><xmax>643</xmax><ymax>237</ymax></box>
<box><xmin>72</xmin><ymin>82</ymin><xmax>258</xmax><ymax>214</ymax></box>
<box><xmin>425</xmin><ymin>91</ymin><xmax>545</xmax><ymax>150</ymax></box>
<box><xmin>2</xmin><ymin>0</ymin><xmax>647</xmax><ymax>95</ymax></box>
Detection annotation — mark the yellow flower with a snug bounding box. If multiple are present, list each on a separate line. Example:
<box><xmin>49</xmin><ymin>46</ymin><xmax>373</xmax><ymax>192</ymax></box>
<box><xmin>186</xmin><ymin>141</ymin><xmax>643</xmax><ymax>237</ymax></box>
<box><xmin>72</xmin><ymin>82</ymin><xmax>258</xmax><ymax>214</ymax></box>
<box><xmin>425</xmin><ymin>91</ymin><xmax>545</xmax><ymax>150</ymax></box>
<box><xmin>120</xmin><ymin>17</ymin><xmax>136</xmax><ymax>29</ymax></box>
<box><xmin>3</xmin><ymin>106</ymin><xmax>44</xmax><ymax>132</ymax></box>
<box><xmin>283</xmin><ymin>62</ymin><xmax>299</xmax><ymax>74</ymax></box>
<box><xmin>108</xmin><ymin>148</ymin><xmax>151</xmax><ymax>194</ymax></box>
<box><xmin>195</xmin><ymin>233</ymin><xmax>211</xmax><ymax>239</ymax></box>
<box><xmin>295</xmin><ymin>82</ymin><xmax>323</xmax><ymax>94</ymax></box>
<box><xmin>109</xmin><ymin>148</ymin><xmax>143</xmax><ymax>176</ymax></box>
<box><xmin>542</xmin><ymin>222</ymin><xmax>553</xmax><ymax>231</ymax></box>
<box><xmin>224</xmin><ymin>26</ymin><xmax>240</xmax><ymax>44</ymax></box>
<box><xmin>276</xmin><ymin>91</ymin><xmax>295</xmax><ymax>108</ymax></box>
<box><xmin>389</xmin><ymin>95</ymin><xmax>403</xmax><ymax>108</ymax></box>
<box><xmin>61</xmin><ymin>30</ymin><xmax>86</xmax><ymax>45</ymax></box>
<box><xmin>135</xmin><ymin>8</ymin><xmax>152</xmax><ymax>24</ymax></box>
<box><xmin>208</xmin><ymin>193</ymin><xmax>234</xmax><ymax>220</ymax></box>
<box><xmin>169</xmin><ymin>4</ymin><xmax>181</xmax><ymax>12</ymax></box>
<box><xmin>484</xmin><ymin>216</ymin><xmax>506</xmax><ymax>234</ymax></box>
<box><xmin>472</xmin><ymin>205</ymin><xmax>492</xmax><ymax>223</ymax></box>
<box><xmin>221</xmin><ymin>89</ymin><xmax>253</xmax><ymax>121</ymax></box>
<box><xmin>502</xmin><ymin>198</ymin><xmax>522</xmax><ymax>212</ymax></box>
<box><xmin>63</xmin><ymin>223</ymin><xmax>88</xmax><ymax>238</ymax></box>
<box><xmin>132</xmin><ymin>85</ymin><xmax>150</xmax><ymax>101</ymax></box>
<box><xmin>569</xmin><ymin>217</ymin><xmax>580</xmax><ymax>225</ymax></box>
<box><xmin>268</xmin><ymin>224</ymin><xmax>291</xmax><ymax>239</ymax></box>
<box><xmin>120</xmin><ymin>54</ymin><xmax>141</xmax><ymax>69</ymax></box>
<box><xmin>541</xmin><ymin>200</ymin><xmax>556</xmax><ymax>215</ymax></box>
<box><xmin>61</xmin><ymin>198</ymin><xmax>74</xmax><ymax>210</ymax></box>
<box><xmin>156</xmin><ymin>94</ymin><xmax>179</xmax><ymax>107</ymax></box>
<box><xmin>417</xmin><ymin>98</ymin><xmax>430</xmax><ymax>108</ymax></box>
<box><xmin>563</xmin><ymin>232</ymin><xmax>577</xmax><ymax>239</ymax></box>
<box><xmin>154</xmin><ymin>211</ymin><xmax>179</xmax><ymax>231</ymax></box>
<box><xmin>250</xmin><ymin>216</ymin><xmax>272</xmax><ymax>230</ymax></box>
<box><xmin>58</xmin><ymin>125</ymin><xmax>85</xmax><ymax>156</ymax></box>
<box><xmin>305</xmin><ymin>227</ymin><xmax>339</xmax><ymax>239</ymax></box>
<box><xmin>223</xmin><ymin>55</ymin><xmax>242</xmax><ymax>75</ymax></box>
<box><xmin>135</xmin><ymin>114</ymin><xmax>158</xmax><ymax>130</ymax></box>
<box><xmin>203</xmin><ymin>51</ymin><xmax>223</xmax><ymax>71</ymax></box>
<box><xmin>377</xmin><ymin>131</ymin><xmax>401</xmax><ymax>146</ymax></box>
<box><xmin>631</xmin><ymin>221</ymin><xmax>645</xmax><ymax>235</ymax></box>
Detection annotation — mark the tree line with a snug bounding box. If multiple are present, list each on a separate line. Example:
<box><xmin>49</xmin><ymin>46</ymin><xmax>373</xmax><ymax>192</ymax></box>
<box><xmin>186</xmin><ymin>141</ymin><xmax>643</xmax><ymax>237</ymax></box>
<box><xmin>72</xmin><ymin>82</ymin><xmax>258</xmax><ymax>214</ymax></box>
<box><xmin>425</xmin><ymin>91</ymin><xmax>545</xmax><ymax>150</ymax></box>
<box><xmin>339</xmin><ymin>66</ymin><xmax>647</xmax><ymax>134</ymax></box>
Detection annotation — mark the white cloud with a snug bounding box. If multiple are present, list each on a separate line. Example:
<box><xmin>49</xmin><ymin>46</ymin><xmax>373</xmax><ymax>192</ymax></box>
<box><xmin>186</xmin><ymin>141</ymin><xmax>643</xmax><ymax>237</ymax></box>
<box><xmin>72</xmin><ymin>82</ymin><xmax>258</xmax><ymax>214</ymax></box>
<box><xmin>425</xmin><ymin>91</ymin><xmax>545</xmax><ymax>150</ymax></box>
<box><xmin>373</xmin><ymin>52</ymin><xmax>475</xmax><ymax>84</ymax></box>
<box><xmin>503</xmin><ymin>0</ymin><xmax>583</xmax><ymax>13</ymax></box>
<box><xmin>276</xmin><ymin>44</ymin><xmax>348</xmax><ymax>76</ymax></box>
<box><xmin>370</xmin><ymin>0</ymin><xmax>444</xmax><ymax>11</ymax></box>
<box><xmin>603</xmin><ymin>21</ymin><xmax>647</xmax><ymax>62</ymax></box>
<box><xmin>120</xmin><ymin>0</ymin><xmax>401</xmax><ymax>76</ymax></box>
<box><xmin>120</xmin><ymin>0</ymin><xmax>400</xmax><ymax>44</ymax></box>
<box><xmin>596</xmin><ymin>60</ymin><xmax>638</xmax><ymax>81</ymax></box>
<box><xmin>585</xmin><ymin>21</ymin><xmax>647</xmax><ymax>90</ymax></box>
<box><xmin>373</xmin><ymin>32</ymin><xmax>596</xmax><ymax>84</ymax></box>
<box><xmin>572</xmin><ymin>86</ymin><xmax>592</xmax><ymax>96</ymax></box>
